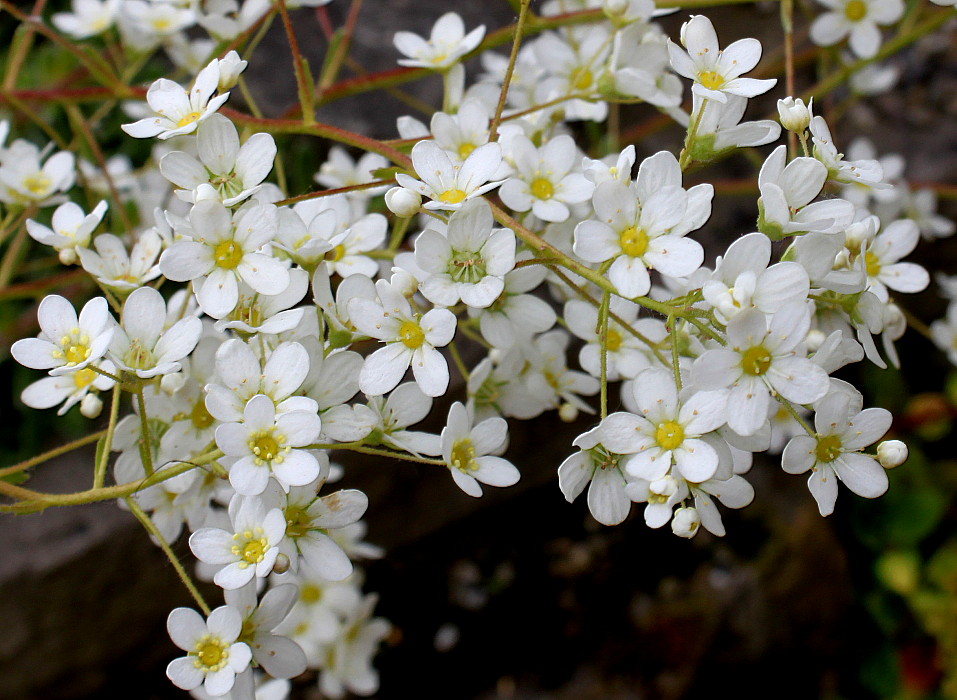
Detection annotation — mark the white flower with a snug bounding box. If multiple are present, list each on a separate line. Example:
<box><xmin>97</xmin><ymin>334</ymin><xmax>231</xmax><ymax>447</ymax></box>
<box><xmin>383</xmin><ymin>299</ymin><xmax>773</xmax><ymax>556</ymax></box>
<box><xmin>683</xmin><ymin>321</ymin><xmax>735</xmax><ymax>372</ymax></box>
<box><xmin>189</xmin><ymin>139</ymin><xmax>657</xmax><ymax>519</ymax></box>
<box><xmin>859</xmin><ymin>218</ymin><xmax>928</xmax><ymax>302</ymax></box>
<box><xmin>27</xmin><ymin>200</ymin><xmax>107</xmax><ymax>265</ymax></box>
<box><xmin>600</xmin><ymin>368</ymin><xmax>728</xmax><ymax>483</ymax></box>
<box><xmin>777</xmin><ymin>96</ymin><xmax>812</xmax><ymax>133</ymax></box>
<box><xmin>189</xmin><ymin>494</ymin><xmax>287</xmax><ymax>589</ymax></box>
<box><xmin>393</xmin><ymin>12</ymin><xmax>485</xmax><ymax>70</ymax></box>
<box><xmin>671</xmin><ymin>506</ymin><xmax>701</xmax><ymax>537</ymax></box>
<box><xmin>524</xmin><ymin>330</ymin><xmax>601</xmax><ymax>415</ymax></box>
<box><xmin>316</xmin><ymin>595</ymin><xmax>390</xmax><ymax>699</ymax></box>
<box><xmin>215</xmin><ymin>394</ymin><xmax>323</xmax><ymax>496</ymax></box>
<box><xmin>77</xmin><ymin>229</ymin><xmax>163</xmax><ymax>292</ymax></box>
<box><xmin>214</xmin><ymin>268</ymin><xmax>309</xmax><ymax>336</ymax></box>
<box><xmin>562</xmin><ymin>423</ymin><xmax>635</xmax><ymax>526</ymax></box>
<box><xmin>11</xmin><ymin>295</ymin><xmax>114</xmax><ymax>376</ymax></box>
<box><xmin>564</xmin><ymin>298</ymin><xmax>660</xmax><ymax>381</ymax></box>
<box><xmin>348</xmin><ymin>279</ymin><xmax>456</xmax><ymax>397</ymax></box>
<box><xmin>20</xmin><ymin>358</ymin><xmax>115</xmax><ymax>416</ymax></box>
<box><xmin>224</xmin><ymin>583</ymin><xmax>307</xmax><ymax>681</ymax></box>
<box><xmin>122</xmin><ymin>59</ymin><xmax>229</xmax><ymax>140</ymax></box>
<box><xmin>467</xmin><ymin>255</ymin><xmax>557</xmax><ymax>348</ymax></box>
<box><xmin>160</xmin><ymin>200</ymin><xmax>289</xmax><ymax>318</ymax></box>
<box><xmin>810</xmin><ymin>114</ymin><xmax>887</xmax><ymax>188</ymax></box>
<box><xmin>315</xmin><ymin>146</ymin><xmax>388</xmax><ymax>198</ymax></box>
<box><xmin>782</xmin><ymin>390</ymin><xmax>891</xmax><ymax>515</ymax></box>
<box><xmin>414</xmin><ymin>199</ymin><xmax>515</xmax><ymax>308</ymax></box>
<box><xmin>395</xmin><ymin>139</ymin><xmax>503</xmax><ymax>211</ymax></box>
<box><xmin>0</xmin><ymin>140</ymin><xmax>75</xmax><ymax>206</ymax></box>
<box><xmin>440</xmin><ymin>402</ymin><xmax>519</xmax><ymax>497</ymax></box>
<box><xmin>160</xmin><ymin>114</ymin><xmax>276</xmax><ymax>206</ymax></box>
<box><xmin>499</xmin><ymin>134</ymin><xmax>594</xmax><ymax>223</ymax></box>
<box><xmin>667</xmin><ymin>15</ymin><xmax>776</xmax><ymax>103</ymax></box>
<box><xmin>757</xmin><ymin>145</ymin><xmax>854</xmax><ymax>240</ymax></box>
<box><xmin>809</xmin><ymin>0</ymin><xmax>904</xmax><ymax>59</ymax></box>
<box><xmin>166</xmin><ymin>606</ymin><xmax>252</xmax><ymax>697</ymax></box>
<box><xmin>692</xmin><ymin>303</ymin><xmax>830</xmax><ymax>437</ymax></box>
<box><xmin>573</xmin><ymin>179</ymin><xmax>703</xmax><ymax>298</ymax></box>
<box><xmin>108</xmin><ymin>286</ymin><xmax>202</xmax><ymax>378</ymax></box>
<box><xmin>52</xmin><ymin>0</ymin><xmax>120</xmax><ymax>38</ymax></box>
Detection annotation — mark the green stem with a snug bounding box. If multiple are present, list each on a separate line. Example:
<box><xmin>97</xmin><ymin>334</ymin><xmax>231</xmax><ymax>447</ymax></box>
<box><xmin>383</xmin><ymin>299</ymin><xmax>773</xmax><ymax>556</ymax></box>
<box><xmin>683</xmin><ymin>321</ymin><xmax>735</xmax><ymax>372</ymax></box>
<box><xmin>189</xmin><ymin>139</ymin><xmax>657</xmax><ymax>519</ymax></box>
<box><xmin>489</xmin><ymin>0</ymin><xmax>531</xmax><ymax>142</ymax></box>
<box><xmin>0</xmin><ymin>430</ymin><xmax>105</xmax><ymax>479</ymax></box>
<box><xmin>135</xmin><ymin>389</ymin><xmax>154</xmax><ymax>477</ymax></box>
<box><xmin>598</xmin><ymin>290</ymin><xmax>610</xmax><ymax>419</ymax></box>
<box><xmin>126</xmin><ymin>498</ymin><xmax>211</xmax><ymax>616</ymax></box>
<box><xmin>93</xmin><ymin>384</ymin><xmax>122</xmax><ymax>489</ymax></box>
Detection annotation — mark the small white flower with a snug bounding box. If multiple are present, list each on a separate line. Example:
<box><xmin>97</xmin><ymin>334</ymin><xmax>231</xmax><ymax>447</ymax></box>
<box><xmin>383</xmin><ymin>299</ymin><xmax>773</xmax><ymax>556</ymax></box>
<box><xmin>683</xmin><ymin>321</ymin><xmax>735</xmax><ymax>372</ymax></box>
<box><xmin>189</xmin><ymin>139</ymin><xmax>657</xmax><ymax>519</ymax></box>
<box><xmin>395</xmin><ymin>139</ymin><xmax>503</xmax><ymax>211</ymax></box>
<box><xmin>315</xmin><ymin>146</ymin><xmax>389</xmax><ymax>198</ymax></box>
<box><xmin>215</xmin><ymin>394</ymin><xmax>323</xmax><ymax>496</ymax></box>
<box><xmin>20</xmin><ymin>359</ymin><xmax>115</xmax><ymax>416</ymax></box>
<box><xmin>0</xmin><ymin>140</ymin><xmax>75</xmax><ymax>207</ymax></box>
<box><xmin>562</xmin><ymin>423</ymin><xmax>636</xmax><ymax>526</ymax></box>
<box><xmin>108</xmin><ymin>286</ymin><xmax>203</xmax><ymax>378</ymax></box>
<box><xmin>393</xmin><ymin>12</ymin><xmax>485</xmax><ymax>70</ymax></box>
<box><xmin>166</xmin><ymin>606</ymin><xmax>252</xmax><ymax>697</ymax></box>
<box><xmin>11</xmin><ymin>295</ymin><xmax>114</xmax><ymax>376</ymax></box>
<box><xmin>810</xmin><ymin>0</ymin><xmax>904</xmax><ymax>59</ymax></box>
<box><xmin>77</xmin><ymin>229</ymin><xmax>163</xmax><ymax>293</ymax></box>
<box><xmin>224</xmin><ymin>583</ymin><xmax>307</xmax><ymax>681</ymax></box>
<box><xmin>122</xmin><ymin>59</ymin><xmax>229</xmax><ymax>140</ymax></box>
<box><xmin>189</xmin><ymin>494</ymin><xmax>287</xmax><ymax>589</ymax></box>
<box><xmin>52</xmin><ymin>0</ymin><xmax>121</xmax><ymax>38</ymax></box>
<box><xmin>440</xmin><ymin>402</ymin><xmax>519</xmax><ymax>497</ymax></box>
<box><xmin>27</xmin><ymin>200</ymin><xmax>107</xmax><ymax>265</ymax></box>
<box><xmin>348</xmin><ymin>279</ymin><xmax>456</xmax><ymax>398</ymax></box>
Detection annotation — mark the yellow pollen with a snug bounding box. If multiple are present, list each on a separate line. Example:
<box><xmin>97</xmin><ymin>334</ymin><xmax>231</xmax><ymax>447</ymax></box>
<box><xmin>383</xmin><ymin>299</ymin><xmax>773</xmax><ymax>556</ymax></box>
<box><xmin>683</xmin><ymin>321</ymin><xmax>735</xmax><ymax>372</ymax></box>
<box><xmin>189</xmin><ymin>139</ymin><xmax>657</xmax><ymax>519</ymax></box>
<box><xmin>570</xmin><ymin>67</ymin><xmax>593</xmax><ymax>91</ymax></box>
<box><xmin>450</xmin><ymin>437</ymin><xmax>478</xmax><ymax>472</ymax></box>
<box><xmin>530</xmin><ymin>178</ymin><xmax>554</xmax><ymax>200</ymax></box>
<box><xmin>697</xmin><ymin>70</ymin><xmax>724</xmax><ymax>91</ymax></box>
<box><xmin>241</xmin><ymin>538</ymin><xmax>266</xmax><ymax>564</ymax></box>
<box><xmin>815</xmin><ymin>434</ymin><xmax>843</xmax><ymax>463</ymax></box>
<box><xmin>458</xmin><ymin>143</ymin><xmax>476</xmax><ymax>160</ymax></box>
<box><xmin>73</xmin><ymin>368</ymin><xmax>97</xmax><ymax>390</ymax></box>
<box><xmin>740</xmin><ymin>345</ymin><xmax>772</xmax><ymax>376</ymax></box>
<box><xmin>844</xmin><ymin>0</ymin><xmax>867</xmax><ymax>21</ymax></box>
<box><xmin>192</xmin><ymin>636</ymin><xmax>228</xmax><ymax>671</ymax></box>
<box><xmin>151</xmin><ymin>17</ymin><xmax>172</xmax><ymax>32</ymax></box>
<box><xmin>64</xmin><ymin>344</ymin><xmax>91</xmax><ymax>365</ymax></box>
<box><xmin>398</xmin><ymin>320</ymin><xmax>425</xmax><ymax>349</ymax></box>
<box><xmin>301</xmin><ymin>583</ymin><xmax>322</xmax><ymax>604</ymax></box>
<box><xmin>176</xmin><ymin>111</ymin><xmax>202</xmax><ymax>128</ymax></box>
<box><xmin>864</xmin><ymin>251</ymin><xmax>881</xmax><ymax>278</ymax></box>
<box><xmin>655</xmin><ymin>421</ymin><xmax>685</xmax><ymax>451</ymax></box>
<box><xmin>22</xmin><ymin>173</ymin><xmax>51</xmax><ymax>196</ymax></box>
<box><xmin>251</xmin><ymin>434</ymin><xmax>281</xmax><ymax>462</ymax></box>
<box><xmin>439</xmin><ymin>188</ymin><xmax>467</xmax><ymax>204</ymax></box>
<box><xmin>606</xmin><ymin>328</ymin><xmax>623</xmax><ymax>352</ymax></box>
<box><xmin>326</xmin><ymin>244</ymin><xmax>347</xmax><ymax>262</ymax></box>
<box><xmin>619</xmin><ymin>226</ymin><xmax>649</xmax><ymax>258</ymax></box>
<box><xmin>190</xmin><ymin>399</ymin><xmax>214</xmax><ymax>430</ymax></box>
<box><xmin>213</xmin><ymin>240</ymin><xmax>243</xmax><ymax>269</ymax></box>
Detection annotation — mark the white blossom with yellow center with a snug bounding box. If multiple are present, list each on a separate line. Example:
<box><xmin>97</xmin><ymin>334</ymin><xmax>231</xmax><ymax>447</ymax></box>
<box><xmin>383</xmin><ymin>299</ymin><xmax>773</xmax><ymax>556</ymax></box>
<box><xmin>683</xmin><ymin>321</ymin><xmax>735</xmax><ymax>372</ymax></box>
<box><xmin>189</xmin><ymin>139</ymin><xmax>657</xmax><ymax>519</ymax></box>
<box><xmin>440</xmin><ymin>402</ymin><xmax>519</xmax><ymax>497</ymax></box>
<box><xmin>166</xmin><ymin>605</ymin><xmax>252</xmax><ymax>697</ymax></box>
<box><xmin>189</xmin><ymin>493</ymin><xmax>287</xmax><ymax>590</ymax></box>
<box><xmin>395</xmin><ymin>139</ymin><xmax>505</xmax><ymax>212</ymax></box>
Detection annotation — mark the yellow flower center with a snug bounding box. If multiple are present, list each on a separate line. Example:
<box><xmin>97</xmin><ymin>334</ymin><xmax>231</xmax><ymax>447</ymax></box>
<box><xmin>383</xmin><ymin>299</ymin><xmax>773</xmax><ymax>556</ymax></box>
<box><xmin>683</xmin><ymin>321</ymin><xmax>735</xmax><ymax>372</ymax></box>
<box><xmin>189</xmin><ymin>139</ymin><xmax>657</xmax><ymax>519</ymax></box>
<box><xmin>458</xmin><ymin>143</ymin><xmax>476</xmax><ymax>160</ymax></box>
<box><xmin>22</xmin><ymin>173</ymin><xmax>52</xmax><ymax>196</ymax></box>
<box><xmin>844</xmin><ymin>0</ymin><xmax>867</xmax><ymax>21</ymax></box>
<box><xmin>73</xmin><ymin>367</ymin><xmax>97</xmax><ymax>390</ymax></box>
<box><xmin>450</xmin><ymin>437</ymin><xmax>478</xmax><ymax>472</ymax></box>
<box><xmin>124</xmin><ymin>337</ymin><xmax>154</xmax><ymax>370</ymax></box>
<box><xmin>606</xmin><ymin>328</ymin><xmax>623</xmax><ymax>352</ymax></box>
<box><xmin>52</xmin><ymin>328</ymin><xmax>92</xmax><ymax>367</ymax></box>
<box><xmin>231</xmin><ymin>527</ymin><xmax>269</xmax><ymax>567</ymax></box>
<box><xmin>439</xmin><ymin>188</ymin><xmax>467</xmax><ymax>204</ymax></box>
<box><xmin>301</xmin><ymin>583</ymin><xmax>322</xmax><ymax>604</ymax></box>
<box><xmin>190</xmin><ymin>398</ymin><xmax>214</xmax><ymax>430</ymax></box>
<box><xmin>740</xmin><ymin>345</ymin><xmax>772</xmax><ymax>376</ymax></box>
<box><xmin>213</xmin><ymin>240</ymin><xmax>244</xmax><ymax>269</ymax></box>
<box><xmin>151</xmin><ymin>17</ymin><xmax>172</xmax><ymax>32</ymax></box>
<box><xmin>192</xmin><ymin>635</ymin><xmax>229</xmax><ymax>671</ymax></box>
<box><xmin>570</xmin><ymin>67</ymin><xmax>593</xmax><ymax>91</ymax></box>
<box><xmin>398</xmin><ymin>320</ymin><xmax>425</xmax><ymax>349</ymax></box>
<box><xmin>619</xmin><ymin>226</ymin><xmax>649</xmax><ymax>258</ymax></box>
<box><xmin>815</xmin><ymin>434</ymin><xmax>843</xmax><ymax>463</ymax></box>
<box><xmin>176</xmin><ymin>110</ymin><xmax>202</xmax><ymax>128</ymax></box>
<box><xmin>530</xmin><ymin>177</ymin><xmax>554</xmax><ymax>200</ymax></box>
<box><xmin>864</xmin><ymin>250</ymin><xmax>881</xmax><ymax>278</ymax></box>
<box><xmin>325</xmin><ymin>244</ymin><xmax>347</xmax><ymax>262</ymax></box>
<box><xmin>248</xmin><ymin>427</ymin><xmax>289</xmax><ymax>466</ymax></box>
<box><xmin>284</xmin><ymin>504</ymin><xmax>313</xmax><ymax>539</ymax></box>
<box><xmin>697</xmin><ymin>70</ymin><xmax>724</xmax><ymax>91</ymax></box>
<box><xmin>655</xmin><ymin>421</ymin><xmax>685</xmax><ymax>451</ymax></box>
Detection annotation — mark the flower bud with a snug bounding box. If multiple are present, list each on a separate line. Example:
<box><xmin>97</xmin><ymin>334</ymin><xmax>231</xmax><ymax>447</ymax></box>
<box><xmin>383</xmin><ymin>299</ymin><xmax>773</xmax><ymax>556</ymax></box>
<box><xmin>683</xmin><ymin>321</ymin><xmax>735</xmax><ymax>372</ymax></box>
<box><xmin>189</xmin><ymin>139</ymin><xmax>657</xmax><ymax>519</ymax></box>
<box><xmin>385</xmin><ymin>187</ymin><xmax>422</xmax><ymax>217</ymax></box>
<box><xmin>390</xmin><ymin>267</ymin><xmax>418</xmax><ymax>298</ymax></box>
<box><xmin>559</xmin><ymin>402</ymin><xmax>579</xmax><ymax>423</ymax></box>
<box><xmin>58</xmin><ymin>248</ymin><xmax>78</xmax><ymax>265</ymax></box>
<box><xmin>80</xmin><ymin>393</ymin><xmax>103</xmax><ymax>419</ymax></box>
<box><xmin>805</xmin><ymin>328</ymin><xmax>827</xmax><ymax>353</ymax></box>
<box><xmin>671</xmin><ymin>506</ymin><xmax>701</xmax><ymax>538</ymax></box>
<box><xmin>877</xmin><ymin>440</ymin><xmax>908</xmax><ymax>469</ymax></box>
<box><xmin>217</xmin><ymin>51</ymin><xmax>247</xmax><ymax>91</ymax></box>
<box><xmin>161</xmin><ymin>371</ymin><xmax>187</xmax><ymax>395</ymax></box>
<box><xmin>777</xmin><ymin>96</ymin><xmax>811</xmax><ymax>133</ymax></box>
<box><xmin>272</xmin><ymin>553</ymin><xmax>291</xmax><ymax>574</ymax></box>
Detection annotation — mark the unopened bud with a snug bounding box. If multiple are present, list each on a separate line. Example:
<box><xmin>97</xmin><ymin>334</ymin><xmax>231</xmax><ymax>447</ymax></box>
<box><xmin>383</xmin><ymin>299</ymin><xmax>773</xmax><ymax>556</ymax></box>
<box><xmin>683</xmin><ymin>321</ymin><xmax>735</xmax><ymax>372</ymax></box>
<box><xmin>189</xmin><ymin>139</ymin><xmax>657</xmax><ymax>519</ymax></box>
<box><xmin>877</xmin><ymin>440</ymin><xmax>908</xmax><ymax>469</ymax></box>
<box><xmin>390</xmin><ymin>268</ymin><xmax>418</xmax><ymax>298</ymax></box>
<box><xmin>217</xmin><ymin>51</ymin><xmax>247</xmax><ymax>91</ymax></box>
<box><xmin>558</xmin><ymin>402</ymin><xmax>578</xmax><ymax>423</ymax></box>
<box><xmin>161</xmin><ymin>371</ymin><xmax>186</xmax><ymax>395</ymax></box>
<box><xmin>58</xmin><ymin>248</ymin><xmax>78</xmax><ymax>265</ymax></box>
<box><xmin>777</xmin><ymin>96</ymin><xmax>811</xmax><ymax>133</ymax></box>
<box><xmin>805</xmin><ymin>328</ymin><xmax>827</xmax><ymax>353</ymax></box>
<box><xmin>80</xmin><ymin>393</ymin><xmax>103</xmax><ymax>419</ymax></box>
<box><xmin>385</xmin><ymin>187</ymin><xmax>422</xmax><ymax>217</ymax></box>
<box><xmin>671</xmin><ymin>506</ymin><xmax>700</xmax><ymax>538</ymax></box>
<box><xmin>272</xmin><ymin>553</ymin><xmax>291</xmax><ymax>574</ymax></box>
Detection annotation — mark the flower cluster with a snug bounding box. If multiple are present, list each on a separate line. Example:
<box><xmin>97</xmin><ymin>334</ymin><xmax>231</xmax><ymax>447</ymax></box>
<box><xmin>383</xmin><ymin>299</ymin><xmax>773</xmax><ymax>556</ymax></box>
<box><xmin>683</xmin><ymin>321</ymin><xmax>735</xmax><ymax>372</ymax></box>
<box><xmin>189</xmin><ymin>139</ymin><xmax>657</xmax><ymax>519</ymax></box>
<box><xmin>2</xmin><ymin>1</ymin><xmax>951</xmax><ymax>698</ymax></box>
